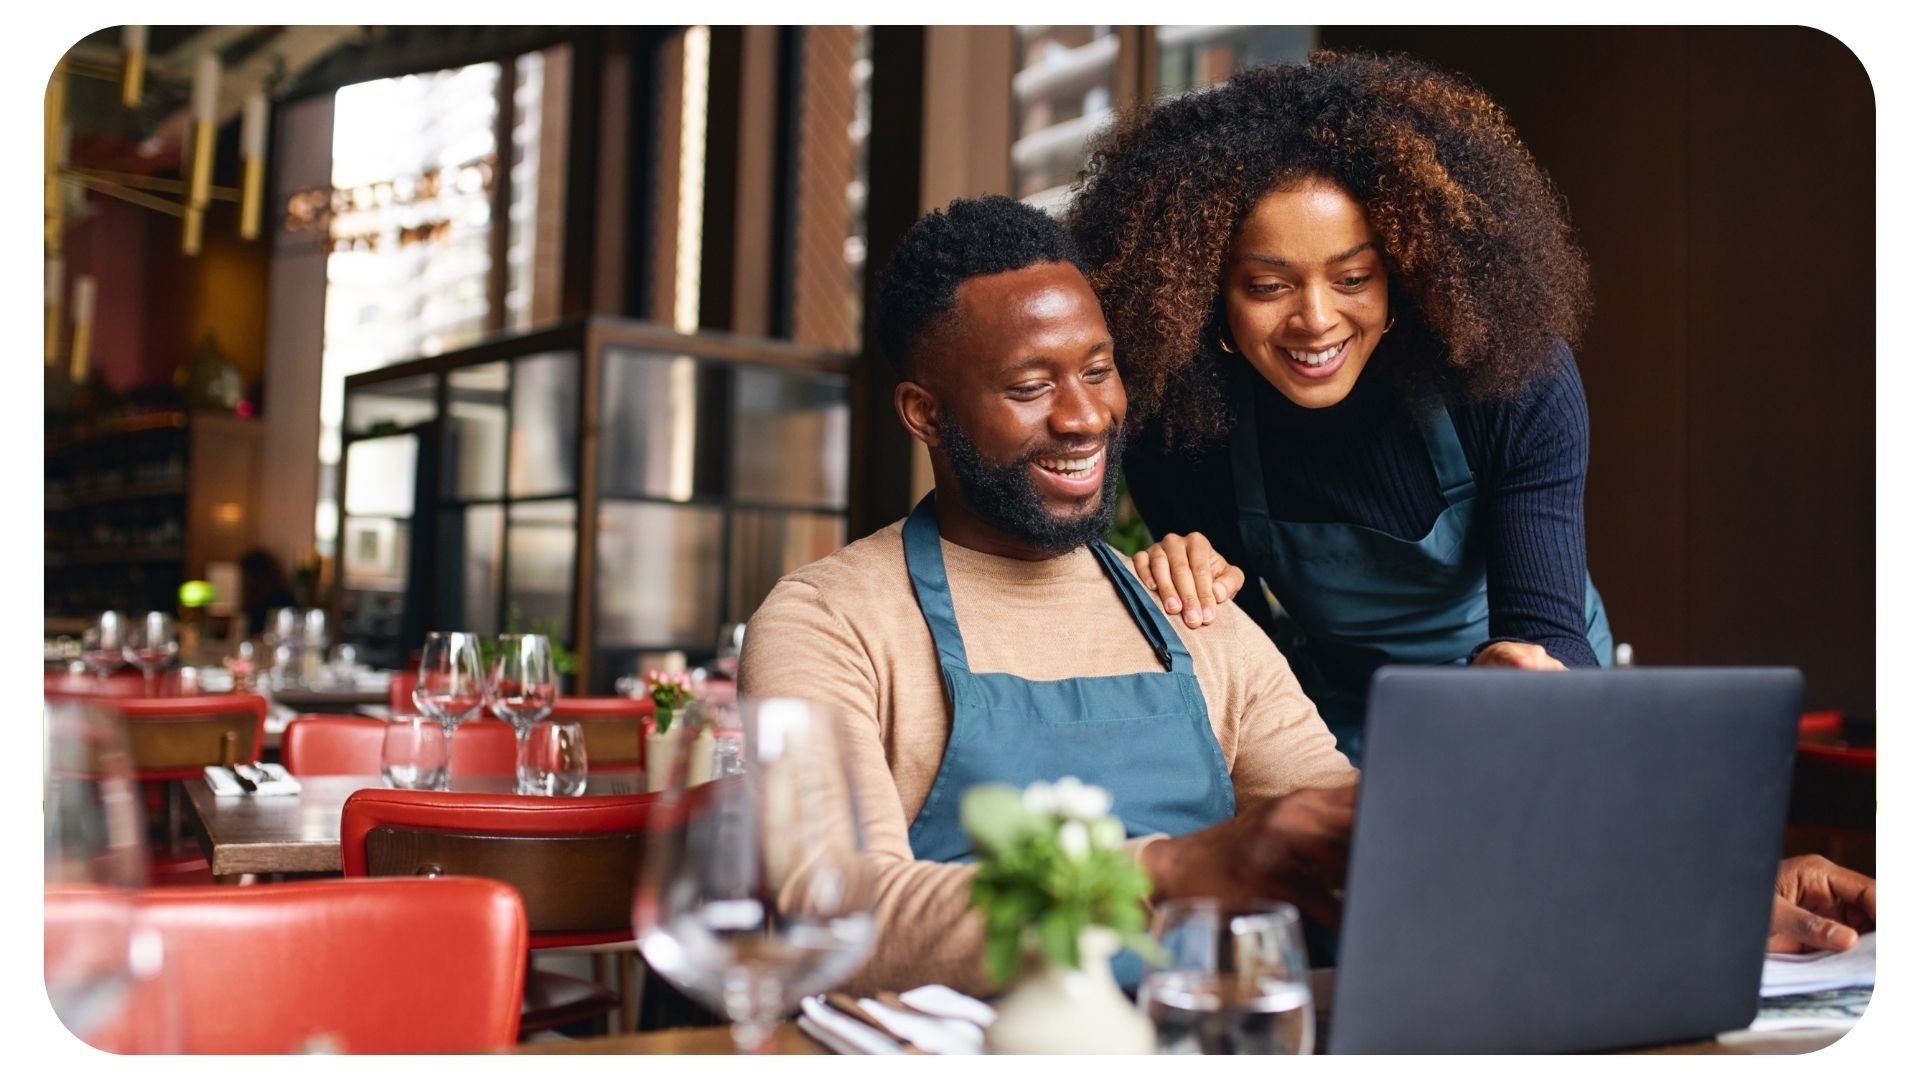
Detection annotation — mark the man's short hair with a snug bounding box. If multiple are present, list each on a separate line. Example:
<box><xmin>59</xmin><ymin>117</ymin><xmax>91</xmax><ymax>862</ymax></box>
<box><xmin>874</xmin><ymin>195</ymin><xmax>1088</xmax><ymax>378</ymax></box>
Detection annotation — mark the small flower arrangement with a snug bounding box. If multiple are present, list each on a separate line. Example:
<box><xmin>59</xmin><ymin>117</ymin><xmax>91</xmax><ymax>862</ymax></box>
<box><xmin>961</xmin><ymin>776</ymin><xmax>1156</xmax><ymax>986</ymax></box>
<box><xmin>646</xmin><ymin>669</ymin><xmax>696</xmax><ymax>733</ymax></box>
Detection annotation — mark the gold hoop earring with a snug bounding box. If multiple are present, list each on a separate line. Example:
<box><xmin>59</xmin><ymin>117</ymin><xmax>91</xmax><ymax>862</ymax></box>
<box><xmin>1218</xmin><ymin>333</ymin><xmax>1238</xmax><ymax>355</ymax></box>
<box><xmin>1383</xmin><ymin>312</ymin><xmax>1397</xmax><ymax>335</ymax></box>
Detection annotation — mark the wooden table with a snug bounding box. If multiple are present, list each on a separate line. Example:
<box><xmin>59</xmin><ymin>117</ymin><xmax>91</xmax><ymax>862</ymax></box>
<box><xmin>184</xmin><ymin>770</ymin><xmax>648</xmax><ymax>878</ymax></box>
<box><xmin>513</xmin><ymin>1024</ymin><xmax>828</xmax><ymax>1055</ymax></box>
<box><xmin>509</xmin><ymin>1020</ymin><xmax>1809</xmax><ymax>1055</ymax></box>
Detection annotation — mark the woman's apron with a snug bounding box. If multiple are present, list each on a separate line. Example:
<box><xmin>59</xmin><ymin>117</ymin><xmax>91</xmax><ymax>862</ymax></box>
<box><xmin>1229</xmin><ymin>385</ymin><xmax>1612</xmax><ymax>765</ymax></box>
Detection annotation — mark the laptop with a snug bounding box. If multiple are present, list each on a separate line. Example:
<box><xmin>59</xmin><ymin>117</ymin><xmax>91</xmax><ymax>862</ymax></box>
<box><xmin>1327</xmin><ymin>666</ymin><xmax>1803</xmax><ymax>1054</ymax></box>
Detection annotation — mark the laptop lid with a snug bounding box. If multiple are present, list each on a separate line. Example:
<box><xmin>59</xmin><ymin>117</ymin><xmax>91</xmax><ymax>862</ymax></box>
<box><xmin>1328</xmin><ymin>666</ymin><xmax>1802</xmax><ymax>1054</ymax></box>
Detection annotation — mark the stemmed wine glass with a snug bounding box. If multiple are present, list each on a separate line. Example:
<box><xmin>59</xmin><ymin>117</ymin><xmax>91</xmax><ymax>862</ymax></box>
<box><xmin>43</xmin><ymin>697</ymin><xmax>182</xmax><ymax>1051</ymax></box>
<box><xmin>80</xmin><ymin>612</ymin><xmax>128</xmax><ymax>682</ymax></box>
<box><xmin>487</xmin><ymin>634</ymin><xmax>559</xmax><ymax>795</ymax></box>
<box><xmin>412</xmin><ymin>632</ymin><xmax>485</xmax><ymax>789</ymax></box>
<box><xmin>122</xmin><ymin>611</ymin><xmax>179</xmax><ymax>694</ymax></box>
<box><xmin>633</xmin><ymin>697</ymin><xmax>877</xmax><ymax>1052</ymax></box>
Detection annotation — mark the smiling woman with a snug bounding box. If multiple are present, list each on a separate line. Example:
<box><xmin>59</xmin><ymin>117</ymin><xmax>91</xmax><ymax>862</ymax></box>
<box><xmin>1069</xmin><ymin>52</ymin><xmax>1611</xmax><ymax>761</ymax></box>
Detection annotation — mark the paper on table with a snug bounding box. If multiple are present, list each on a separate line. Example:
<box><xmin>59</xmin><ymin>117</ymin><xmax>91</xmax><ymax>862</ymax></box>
<box><xmin>1760</xmin><ymin>932</ymin><xmax>1875</xmax><ymax>996</ymax></box>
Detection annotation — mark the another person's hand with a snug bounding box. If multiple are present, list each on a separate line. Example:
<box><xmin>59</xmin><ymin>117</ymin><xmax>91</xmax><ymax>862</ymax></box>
<box><xmin>1768</xmin><ymin>854</ymin><xmax>1876</xmax><ymax>953</ymax></box>
<box><xmin>1130</xmin><ymin>532</ymin><xmax>1246</xmax><ymax>629</ymax></box>
<box><xmin>1140</xmin><ymin>784</ymin><xmax>1355</xmax><ymax>927</ymax></box>
<box><xmin>1470</xmin><ymin>641</ymin><xmax>1567</xmax><ymax>670</ymax></box>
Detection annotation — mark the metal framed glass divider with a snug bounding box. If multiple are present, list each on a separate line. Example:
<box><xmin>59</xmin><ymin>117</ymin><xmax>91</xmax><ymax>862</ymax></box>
<box><xmin>338</xmin><ymin>317</ymin><xmax>853</xmax><ymax>692</ymax></box>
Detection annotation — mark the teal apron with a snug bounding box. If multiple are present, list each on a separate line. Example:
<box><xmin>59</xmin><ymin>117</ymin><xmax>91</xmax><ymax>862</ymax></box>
<box><xmin>1229</xmin><ymin>381</ymin><xmax>1613</xmax><ymax>765</ymax></box>
<box><xmin>902</xmin><ymin>494</ymin><xmax>1236</xmax><ymax>986</ymax></box>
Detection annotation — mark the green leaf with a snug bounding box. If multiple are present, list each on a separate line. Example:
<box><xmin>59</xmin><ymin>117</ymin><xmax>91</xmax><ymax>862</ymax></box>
<box><xmin>1037</xmin><ymin>909</ymin><xmax>1082</xmax><ymax>971</ymax></box>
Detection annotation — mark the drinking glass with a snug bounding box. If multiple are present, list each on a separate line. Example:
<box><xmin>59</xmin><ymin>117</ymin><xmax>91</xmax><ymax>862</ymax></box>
<box><xmin>712</xmin><ymin>622</ymin><xmax>748</xmax><ymax>679</ymax></box>
<box><xmin>413</xmin><ymin>632</ymin><xmax>486</xmax><ymax>738</ymax></box>
<box><xmin>634</xmin><ymin>697</ymin><xmax>877</xmax><ymax>1053</ymax></box>
<box><xmin>488</xmin><ymin>634</ymin><xmax>558</xmax><ymax>793</ymax></box>
<box><xmin>43</xmin><ymin>697</ymin><xmax>169</xmax><ymax>1049</ymax></box>
<box><xmin>1139</xmin><ymin>899</ymin><xmax>1315</xmax><ymax>1054</ymax></box>
<box><xmin>381</xmin><ymin>715</ymin><xmax>451</xmax><ymax>791</ymax></box>
<box><xmin>80</xmin><ymin>612</ymin><xmax>128</xmax><ymax>681</ymax></box>
<box><xmin>122</xmin><ymin>611</ymin><xmax>179</xmax><ymax>693</ymax></box>
<box><xmin>517</xmin><ymin>720</ymin><xmax>588</xmax><ymax>797</ymax></box>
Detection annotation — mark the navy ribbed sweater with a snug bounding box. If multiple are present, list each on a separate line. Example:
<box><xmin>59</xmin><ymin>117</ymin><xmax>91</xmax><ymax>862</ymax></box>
<box><xmin>1123</xmin><ymin>341</ymin><xmax>1600</xmax><ymax>668</ymax></box>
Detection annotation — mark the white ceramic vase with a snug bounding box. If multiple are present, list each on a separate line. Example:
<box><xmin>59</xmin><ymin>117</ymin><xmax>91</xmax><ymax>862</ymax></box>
<box><xmin>644</xmin><ymin>726</ymin><xmax>714</xmax><ymax>792</ymax></box>
<box><xmin>984</xmin><ymin>926</ymin><xmax>1154</xmax><ymax>1055</ymax></box>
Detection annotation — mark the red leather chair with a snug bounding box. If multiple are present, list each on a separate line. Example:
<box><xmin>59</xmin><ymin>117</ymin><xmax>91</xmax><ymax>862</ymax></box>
<box><xmin>282</xmin><ymin>714</ymin><xmax>518</xmax><ymax>776</ymax></box>
<box><xmin>550</xmin><ymin>696</ymin><xmax>655</xmax><ymax>771</ymax></box>
<box><xmin>341</xmin><ymin>787</ymin><xmax>674</xmax><ymax>1033</ymax></box>
<box><xmin>387</xmin><ymin>670</ymin><xmax>418</xmax><ymax>716</ymax></box>
<box><xmin>45</xmin><ymin>878</ymin><xmax>527</xmax><ymax>1053</ymax></box>
<box><xmin>97</xmin><ymin>694</ymin><xmax>269</xmax><ymax>886</ymax></box>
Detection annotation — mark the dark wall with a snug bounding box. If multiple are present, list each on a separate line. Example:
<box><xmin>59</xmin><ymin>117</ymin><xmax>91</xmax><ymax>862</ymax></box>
<box><xmin>1320</xmin><ymin>26</ymin><xmax>1875</xmax><ymax>714</ymax></box>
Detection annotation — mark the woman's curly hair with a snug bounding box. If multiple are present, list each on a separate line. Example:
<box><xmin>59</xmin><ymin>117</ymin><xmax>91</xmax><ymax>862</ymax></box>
<box><xmin>1069</xmin><ymin>50</ymin><xmax>1591</xmax><ymax>448</ymax></box>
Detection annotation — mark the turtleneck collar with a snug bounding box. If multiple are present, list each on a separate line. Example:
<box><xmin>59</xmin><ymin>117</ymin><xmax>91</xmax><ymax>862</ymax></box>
<box><xmin>1245</xmin><ymin>347</ymin><xmax>1401</xmax><ymax>435</ymax></box>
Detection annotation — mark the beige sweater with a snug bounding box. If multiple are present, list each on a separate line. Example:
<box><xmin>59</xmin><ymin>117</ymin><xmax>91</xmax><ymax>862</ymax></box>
<box><xmin>738</xmin><ymin>520</ymin><xmax>1356</xmax><ymax>996</ymax></box>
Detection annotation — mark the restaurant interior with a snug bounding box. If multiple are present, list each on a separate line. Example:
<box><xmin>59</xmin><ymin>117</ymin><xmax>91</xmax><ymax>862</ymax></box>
<box><xmin>40</xmin><ymin>25</ymin><xmax>1877</xmax><ymax>1056</ymax></box>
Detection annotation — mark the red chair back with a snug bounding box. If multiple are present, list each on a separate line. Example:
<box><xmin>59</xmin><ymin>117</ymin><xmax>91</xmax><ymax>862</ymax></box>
<box><xmin>387</xmin><ymin>671</ymin><xmax>418</xmax><ymax>715</ymax></box>
<box><xmin>340</xmin><ymin>787</ymin><xmax>667</xmax><ymax>948</ymax></box>
<box><xmin>45</xmin><ymin>878</ymin><xmax>527</xmax><ymax>1053</ymax></box>
<box><xmin>551</xmin><ymin>696</ymin><xmax>655</xmax><ymax>770</ymax></box>
<box><xmin>102</xmin><ymin>695</ymin><xmax>270</xmax><ymax>781</ymax></box>
<box><xmin>282</xmin><ymin>714</ymin><xmax>517</xmax><ymax>776</ymax></box>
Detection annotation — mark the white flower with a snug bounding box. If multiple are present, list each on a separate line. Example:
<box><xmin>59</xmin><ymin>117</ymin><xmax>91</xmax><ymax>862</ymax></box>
<box><xmin>1058</xmin><ymin>819</ymin><xmax>1091</xmax><ymax>861</ymax></box>
<box><xmin>1052</xmin><ymin>776</ymin><xmax>1113</xmax><ymax>822</ymax></box>
<box><xmin>1090</xmin><ymin>817</ymin><xmax>1125</xmax><ymax>851</ymax></box>
<box><xmin>1022</xmin><ymin>780</ymin><xmax>1058</xmax><ymax>816</ymax></box>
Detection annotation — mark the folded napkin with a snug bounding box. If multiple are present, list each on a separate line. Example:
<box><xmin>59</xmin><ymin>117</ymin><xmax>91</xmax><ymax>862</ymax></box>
<box><xmin>202</xmin><ymin>763</ymin><xmax>303</xmax><ymax>797</ymax></box>
<box><xmin>799</xmin><ymin>985</ymin><xmax>998</xmax><ymax>1054</ymax></box>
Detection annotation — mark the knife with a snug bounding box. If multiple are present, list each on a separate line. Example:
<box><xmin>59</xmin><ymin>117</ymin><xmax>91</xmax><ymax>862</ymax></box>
<box><xmin>226</xmin><ymin>764</ymin><xmax>257</xmax><ymax>794</ymax></box>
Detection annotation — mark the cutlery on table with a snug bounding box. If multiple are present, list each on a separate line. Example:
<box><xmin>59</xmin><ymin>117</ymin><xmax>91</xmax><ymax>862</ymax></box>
<box><xmin>824</xmin><ymin>993</ymin><xmax>929</xmax><ymax>1054</ymax></box>
<box><xmin>226</xmin><ymin>764</ymin><xmax>257</xmax><ymax>793</ymax></box>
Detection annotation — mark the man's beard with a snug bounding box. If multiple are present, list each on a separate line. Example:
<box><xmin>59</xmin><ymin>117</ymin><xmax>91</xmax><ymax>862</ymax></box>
<box><xmin>937</xmin><ymin>418</ymin><xmax>1125</xmax><ymax>556</ymax></box>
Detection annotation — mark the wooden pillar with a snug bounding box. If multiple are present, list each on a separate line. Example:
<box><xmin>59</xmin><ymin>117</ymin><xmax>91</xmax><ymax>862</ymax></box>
<box><xmin>851</xmin><ymin>26</ymin><xmax>1016</xmax><ymax>535</ymax></box>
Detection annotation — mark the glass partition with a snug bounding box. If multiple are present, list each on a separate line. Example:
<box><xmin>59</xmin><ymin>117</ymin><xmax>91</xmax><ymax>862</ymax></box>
<box><xmin>337</xmin><ymin>318</ymin><xmax>853</xmax><ymax>691</ymax></box>
<box><xmin>445</xmin><ymin>361</ymin><xmax>509</xmax><ymax>500</ymax></box>
<box><xmin>508</xmin><ymin>351</ymin><xmax>580</xmax><ymax>498</ymax></box>
<box><xmin>506</xmin><ymin>499</ymin><xmax>575</xmax><ymax>630</ymax></box>
<box><xmin>345</xmin><ymin>374</ymin><xmax>438</xmax><ymax>437</ymax></box>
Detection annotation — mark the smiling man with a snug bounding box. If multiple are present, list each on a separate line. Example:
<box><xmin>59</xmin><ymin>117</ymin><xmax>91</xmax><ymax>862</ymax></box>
<box><xmin>738</xmin><ymin>196</ymin><xmax>1360</xmax><ymax>996</ymax></box>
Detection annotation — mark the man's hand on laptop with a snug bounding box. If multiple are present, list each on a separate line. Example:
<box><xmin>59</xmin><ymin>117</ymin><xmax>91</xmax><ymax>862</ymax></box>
<box><xmin>1139</xmin><ymin>784</ymin><xmax>1356</xmax><ymax>926</ymax></box>
<box><xmin>1767</xmin><ymin>853</ymin><xmax>1876</xmax><ymax>953</ymax></box>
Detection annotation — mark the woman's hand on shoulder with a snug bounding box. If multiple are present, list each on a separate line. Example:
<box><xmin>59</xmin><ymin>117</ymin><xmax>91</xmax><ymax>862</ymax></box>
<box><xmin>1130</xmin><ymin>532</ymin><xmax>1246</xmax><ymax>628</ymax></box>
<box><xmin>1469</xmin><ymin>640</ymin><xmax>1567</xmax><ymax>670</ymax></box>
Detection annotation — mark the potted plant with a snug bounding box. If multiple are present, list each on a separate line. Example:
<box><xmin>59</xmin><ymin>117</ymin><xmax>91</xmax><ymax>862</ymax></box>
<box><xmin>643</xmin><ymin>669</ymin><xmax>712</xmax><ymax>792</ymax></box>
<box><xmin>961</xmin><ymin>777</ymin><xmax>1156</xmax><ymax>1054</ymax></box>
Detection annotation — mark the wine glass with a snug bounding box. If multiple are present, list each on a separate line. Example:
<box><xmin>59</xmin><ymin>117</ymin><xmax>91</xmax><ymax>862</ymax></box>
<box><xmin>519</xmin><ymin>720</ymin><xmax>588</xmax><ymax>797</ymax></box>
<box><xmin>712</xmin><ymin>622</ymin><xmax>747</xmax><ymax>680</ymax></box>
<box><xmin>413</xmin><ymin>631</ymin><xmax>485</xmax><ymax>737</ymax></box>
<box><xmin>633</xmin><ymin>697</ymin><xmax>877</xmax><ymax>1053</ymax></box>
<box><xmin>43</xmin><ymin>697</ymin><xmax>166</xmax><ymax>1049</ymax></box>
<box><xmin>80</xmin><ymin>612</ymin><xmax>128</xmax><ymax>682</ymax></box>
<box><xmin>122</xmin><ymin>611</ymin><xmax>180</xmax><ymax>694</ymax></box>
<box><xmin>1138</xmin><ymin>899</ymin><xmax>1315</xmax><ymax>1055</ymax></box>
<box><xmin>487</xmin><ymin>634</ymin><xmax>558</xmax><ymax>794</ymax></box>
